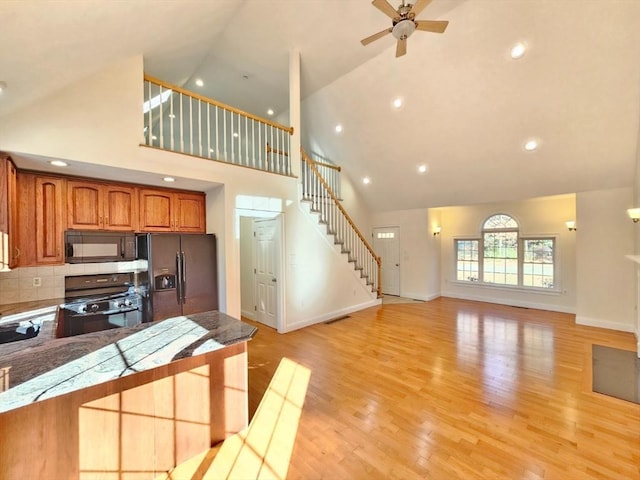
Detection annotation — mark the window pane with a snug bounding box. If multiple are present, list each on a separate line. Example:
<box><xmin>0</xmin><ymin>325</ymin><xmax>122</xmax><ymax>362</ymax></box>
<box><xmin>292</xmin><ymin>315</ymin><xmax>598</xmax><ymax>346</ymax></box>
<box><xmin>522</xmin><ymin>239</ymin><xmax>554</xmax><ymax>288</ymax></box>
<box><xmin>483</xmin><ymin>231</ymin><xmax>518</xmax><ymax>285</ymax></box>
<box><xmin>456</xmin><ymin>240</ymin><xmax>479</xmax><ymax>282</ymax></box>
<box><xmin>483</xmin><ymin>214</ymin><xmax>518</xmax><ymax>230</ymax></box>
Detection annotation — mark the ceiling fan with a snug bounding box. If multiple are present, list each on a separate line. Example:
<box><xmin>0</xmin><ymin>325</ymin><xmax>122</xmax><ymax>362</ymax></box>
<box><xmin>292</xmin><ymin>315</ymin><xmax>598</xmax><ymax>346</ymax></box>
<box><xmin>361</xmin><ymin>0</ymin><xmax>449</xmax><ymax>57</ymax></box>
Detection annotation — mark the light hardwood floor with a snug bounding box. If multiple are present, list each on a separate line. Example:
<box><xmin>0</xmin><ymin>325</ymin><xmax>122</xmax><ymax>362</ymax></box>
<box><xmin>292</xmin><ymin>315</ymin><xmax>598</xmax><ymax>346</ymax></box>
<box><xmin>246</xmin><ymin>297</ymin><xmax>640</xmax><ymax>480</ymax></box>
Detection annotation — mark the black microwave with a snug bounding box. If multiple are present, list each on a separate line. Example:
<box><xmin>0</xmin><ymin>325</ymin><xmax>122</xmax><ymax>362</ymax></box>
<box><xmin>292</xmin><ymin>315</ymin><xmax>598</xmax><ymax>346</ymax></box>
<box><xmin>65</xmin><ymin>231</ymin><xmax>136</xmax><ymax>263</ymax></box>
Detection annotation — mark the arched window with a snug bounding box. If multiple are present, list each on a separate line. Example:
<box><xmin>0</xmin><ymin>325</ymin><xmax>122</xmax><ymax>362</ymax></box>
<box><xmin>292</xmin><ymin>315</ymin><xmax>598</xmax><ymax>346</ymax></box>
<box><xmin>454</xmin><ymin>213</ymin><xmax>556</xmax><ymax>289</ymax></box>
<box><xmin>482</xmin><ymin>214</ymin><xmax>519</xmax><ymax>286</ymax></box>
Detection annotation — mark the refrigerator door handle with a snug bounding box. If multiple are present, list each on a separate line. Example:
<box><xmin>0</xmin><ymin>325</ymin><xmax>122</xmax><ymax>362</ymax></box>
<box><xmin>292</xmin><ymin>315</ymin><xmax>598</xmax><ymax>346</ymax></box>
<box><xmin>176</xmin><ymin>252</ymin><xmax>183</xmax><ymax>305</ymax></box>
<box><xmin>181</xmin><ymin>251</ymin><xmax>187</xmax><ymax>303</ymax></box>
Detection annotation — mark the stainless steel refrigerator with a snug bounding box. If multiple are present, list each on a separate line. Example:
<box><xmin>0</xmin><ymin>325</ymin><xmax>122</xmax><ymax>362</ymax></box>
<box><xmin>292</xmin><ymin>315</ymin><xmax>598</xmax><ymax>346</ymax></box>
<box><xmin>137</xmin><ymin>233</ymin><xmax>218</xmax><ymax>322</ymax></box>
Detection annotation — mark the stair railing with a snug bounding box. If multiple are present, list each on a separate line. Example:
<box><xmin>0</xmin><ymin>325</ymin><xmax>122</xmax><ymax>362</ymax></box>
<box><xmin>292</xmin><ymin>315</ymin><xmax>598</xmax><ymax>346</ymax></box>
<box><xmin>301</xmin><ymin>149</ymin><xmax>381</xmax><ymax>297</ymax></box>
<box><xmin>143</xmin><ymin>74</ymin><xmax>294</xmax><ymax>175</ymax></box>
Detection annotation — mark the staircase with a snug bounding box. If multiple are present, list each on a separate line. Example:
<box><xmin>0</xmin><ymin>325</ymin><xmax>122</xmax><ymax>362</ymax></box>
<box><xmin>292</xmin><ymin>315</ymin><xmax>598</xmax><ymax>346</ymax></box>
<box><xmin>300</xmin><ymin>149</ymin><xmax>381</xmax><ymax>297</ymax></box>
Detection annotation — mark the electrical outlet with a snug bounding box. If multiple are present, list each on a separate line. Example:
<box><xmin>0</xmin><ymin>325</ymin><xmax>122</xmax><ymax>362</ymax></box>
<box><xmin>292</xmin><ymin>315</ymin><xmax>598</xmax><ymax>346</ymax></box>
<box><xmin>33</xmin><ymin>277</ymin><xmax>42</xmax><ymax>287</ymax></box>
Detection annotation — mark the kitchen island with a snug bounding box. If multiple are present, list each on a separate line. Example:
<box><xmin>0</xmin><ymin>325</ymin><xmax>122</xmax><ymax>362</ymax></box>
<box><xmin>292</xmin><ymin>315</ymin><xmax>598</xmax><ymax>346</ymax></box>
<box><xmin>0</xmin><ymin>310</ymin><xmax>257</xmax><ymax>480</ymax></box>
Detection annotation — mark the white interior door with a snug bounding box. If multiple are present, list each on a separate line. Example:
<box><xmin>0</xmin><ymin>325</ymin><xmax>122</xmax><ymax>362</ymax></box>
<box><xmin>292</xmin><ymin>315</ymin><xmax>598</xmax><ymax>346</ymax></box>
<box><xmin>373</xmin><ymin>226</ymin><xmax>400</xmax><ymax>296</ymax></box>
<box><xmin>254</xmin><ymin>217</ymin><xmax>280</xmax><ymax>329</ymax></box>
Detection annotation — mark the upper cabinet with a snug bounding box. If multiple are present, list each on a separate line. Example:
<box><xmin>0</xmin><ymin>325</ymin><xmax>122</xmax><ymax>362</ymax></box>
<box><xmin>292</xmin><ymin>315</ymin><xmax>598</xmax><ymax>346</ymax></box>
<box><xmin>11</xmin><ymin>170</ymin><xmax>205</xmax><ymax>267</ymax></box>
<box><xmin>139</xmin><ymin>189</ymin><xmax>205</xmax><ymax>233</ymax></box>
<box><xmin>67</xmin><ymin>180</ymin><xmax>138</xmax><ymax>231</ymax></box>
<box><xmin>16</xmin><ymin>172</ymin><xmax>66</xmax><ymax>266</ymax></box>
<box><xmin>0</xmin><ymin>156</ymin><xmax>18</xmax><ymax>269</ymax></box>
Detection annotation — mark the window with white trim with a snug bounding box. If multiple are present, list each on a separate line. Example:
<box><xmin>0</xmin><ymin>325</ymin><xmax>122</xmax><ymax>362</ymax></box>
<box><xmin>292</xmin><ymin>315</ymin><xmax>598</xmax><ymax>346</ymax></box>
<box><xmin>483</xmin><ymin>214</ymin><xmax>518</xmax><ymax>286</ymax></box>
<box><xmin>454</xmin><ymin>214</ymin><xmax>556</xmax><ymax>290</ymax></box>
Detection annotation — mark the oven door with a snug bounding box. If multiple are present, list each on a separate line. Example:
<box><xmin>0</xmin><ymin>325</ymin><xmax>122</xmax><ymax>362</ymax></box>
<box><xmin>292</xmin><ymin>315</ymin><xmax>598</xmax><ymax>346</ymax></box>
<box><xmin>65</xmin><ymin>231</ymin><xmax>136</xmax><ymax>263</ymax></box>
<box><xmin>56</xmin><ymin>308</ymin><xmax>142</xmax><ymax>338</ymax></box>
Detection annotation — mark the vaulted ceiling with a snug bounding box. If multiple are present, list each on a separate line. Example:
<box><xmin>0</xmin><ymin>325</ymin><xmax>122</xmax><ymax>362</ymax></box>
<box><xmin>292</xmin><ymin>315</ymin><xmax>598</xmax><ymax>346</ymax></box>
<box><xmin>1</xmin><ymin>0</ymin><xmax>639</xmax><ymax>212</ymax></box>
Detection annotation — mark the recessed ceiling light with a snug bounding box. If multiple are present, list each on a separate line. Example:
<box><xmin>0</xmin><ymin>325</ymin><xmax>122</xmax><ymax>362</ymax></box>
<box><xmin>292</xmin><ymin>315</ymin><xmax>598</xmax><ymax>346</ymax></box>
<box><xmin>418</xmin><ymin>164</ymin><xmax>429</xmax><ymax>174</ymax></box>
<box><xmin>335</xmin><ymin>124</ymin><xmax>343</xmax><ymax>133</ymax></box>
<box><xmin>511</xmin><ymin>42</ymin><xmax>527</xmax><ymax>59</ymax></box>
<box><xmin>0</xmin><ymin>81</ymin><xmax>6</xmax><ymax>92</ymax></box>
<box><xmin>195</xmin><ymin>78</ymin><xmax>204</xmax><ymax>87</ymax></box>
<box><xmin>267</xmin><ymin>108</ymin><xmax>274</xmax><ymax>116</ymax></box>
<box><xmin>524</xmin><ymin>139</ymin><xmax>539</xmax><ymax>151</ymax></box>
<box><xmin>163</xmin><ymin>177</ymin><xmax>175</xmax><ymax>182</ymax></box>
<box><xmin>392</xmin><ymin>97</ymin><xmax>403</xmax><ymax>109</ymax></box>
<box><xmin>362</xmin><ymin>177</ymin><xmax>371</xmax><ymax>185</ymax></box>
<box><xmin>50</xmin><ymin>160</ymin><xmax>67</xmax><ymax>167</ymax></box>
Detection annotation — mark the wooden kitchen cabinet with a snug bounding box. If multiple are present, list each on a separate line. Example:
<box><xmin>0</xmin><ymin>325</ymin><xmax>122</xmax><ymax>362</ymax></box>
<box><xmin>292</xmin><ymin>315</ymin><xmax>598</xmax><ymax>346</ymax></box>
<box><xmin>16</xmin><ymin>172</ymin><xmax>66</xmax><ymax>265</ymax></box>
<box><xmin>139</xmin><ymin>188</ymin><xmax>205</xmax><ymax>233</ymax></box>
<box><xmin>67</xmin><ymin>180</ymin><xmax>138</xmax><ymax>231</ymax></box>
<box><xmin>0</xmin><ymin>155</ymin><xmax>18</xmax><ymax>269</ymax></box>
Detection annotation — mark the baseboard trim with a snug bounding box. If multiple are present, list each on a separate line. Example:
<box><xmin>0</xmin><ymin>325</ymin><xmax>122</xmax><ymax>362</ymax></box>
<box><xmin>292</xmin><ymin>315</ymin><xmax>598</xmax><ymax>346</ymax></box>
<box><xmin>575</xmin><ymin>315</ymin><xmax>636</xmax><ymax>333</ymax></box>
<box><xmin>282</xmin><ymin>298</ymin><xmax>382</xmax><ymax>333</ymax></box>
<box><xmin>241</xmin><ymin>309</ymin><xmax>256</xmax><ymax>321</ymax></box>
<box><xmin>441</xmin><ymin>291</ymin><xmax>575</xmax><ymax>314</ymax></box>
<box><xmin>401</xmin><ymin>292</ymin><xmax>440</xmax><ymax>302</ymax></box>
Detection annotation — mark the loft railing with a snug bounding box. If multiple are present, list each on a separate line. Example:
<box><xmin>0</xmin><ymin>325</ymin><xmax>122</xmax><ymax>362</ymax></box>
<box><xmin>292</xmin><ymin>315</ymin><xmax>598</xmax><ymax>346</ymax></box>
<box><xmin>143</xmin><ymin>75</ymin><xmax>294</xmax><ymax>175</ymax></box>
<box><xmin>301</xmin><ymin>149</ymin><xmax>381</xmax><ymax>297</ymax></box>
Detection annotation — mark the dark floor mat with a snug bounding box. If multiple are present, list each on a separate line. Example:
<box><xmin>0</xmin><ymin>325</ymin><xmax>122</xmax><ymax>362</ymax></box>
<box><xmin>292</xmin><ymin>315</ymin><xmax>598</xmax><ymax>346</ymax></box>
<box><xmin>592</xmin><ymin>344</ymin><xmax>640</xmax><ymax>404</ymax></box>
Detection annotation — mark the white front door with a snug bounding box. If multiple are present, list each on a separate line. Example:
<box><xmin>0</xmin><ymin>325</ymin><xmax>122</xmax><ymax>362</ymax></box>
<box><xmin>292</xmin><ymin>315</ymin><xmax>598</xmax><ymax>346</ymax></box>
<box><xmin>373</xmin><ymin>226</ymin><xmax>400</xmax><ymax>296</ymax></box>
<box><xmin>254</xmin><ymin>217</ymin><xmax>280</xmax><ymax>329</ymax></box>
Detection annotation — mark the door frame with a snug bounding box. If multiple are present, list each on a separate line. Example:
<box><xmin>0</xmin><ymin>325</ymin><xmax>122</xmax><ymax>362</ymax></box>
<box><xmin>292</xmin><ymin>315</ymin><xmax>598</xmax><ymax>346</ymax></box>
<box><xmin>373</xmin><ymin>225</ymin><xmax>401</xmax><ymax>296</ymax></box>
<box><xmin>238</xmin><ymin>211</ymin><xmax>284</xmax><ymax>332</ymax></box>
<box><xmin>253</xmin><ymin>216</ymin><xmax>282</xmax><ymax>330</ymax></box>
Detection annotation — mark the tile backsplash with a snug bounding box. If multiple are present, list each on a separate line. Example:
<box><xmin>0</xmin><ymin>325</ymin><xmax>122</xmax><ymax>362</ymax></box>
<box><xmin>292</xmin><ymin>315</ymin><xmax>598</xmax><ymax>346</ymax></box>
<box><xmin>0</xmin><ymin>261</ymin><xmax>148</xmax><ymax>305</ymax></box>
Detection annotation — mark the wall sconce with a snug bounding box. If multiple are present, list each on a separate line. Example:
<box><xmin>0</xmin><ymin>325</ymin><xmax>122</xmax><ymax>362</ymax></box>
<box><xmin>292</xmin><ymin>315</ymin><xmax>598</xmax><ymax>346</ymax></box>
<box><xmin>433</xmin><ymin>226</ymin><xmax>441</xmax><ymax>236</ymax></box>
<box><xmin>565</xmin><ymin>221</ymin><xmax>577</xmax><ymax>231</ymax></box>
<box><xmin>628</xmin><ymin>208</ymin><xmax>640</xmax><ymax>223</ymax></box>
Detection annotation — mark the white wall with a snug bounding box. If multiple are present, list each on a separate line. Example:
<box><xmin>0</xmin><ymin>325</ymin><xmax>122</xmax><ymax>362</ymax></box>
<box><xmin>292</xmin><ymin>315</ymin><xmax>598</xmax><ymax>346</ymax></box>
<box><xmin>239</xmin><ymin>216</ymin><xmax>255</xmax><ymax>320</ymax></box>
<box><xmin>0</xmin><ymin>56</ymin><xmax>143</xmax><ymax>167</ymax></box>
<box><xmin>370</xmin><ymin>208</ymin><xmax>441</xmax><ymax>301</ymax></box>
<box><xmin>285</xmin><ymin>201</ymin><xmax>378</xmax><ymax>331</ymax></box>
<box><xmin>575</xmin><ymin>188</ymin><xmax>635</xmax><ymax>332</ymax></box>
<box><xmin>0</xmin><ymin>56</ymin><xmax>378</xmax><ymax>331</ymax></box>
<box><xmin>439</xmin><ymin>194</ymin><xmax>577</xmax><ymax>313</ymax></box>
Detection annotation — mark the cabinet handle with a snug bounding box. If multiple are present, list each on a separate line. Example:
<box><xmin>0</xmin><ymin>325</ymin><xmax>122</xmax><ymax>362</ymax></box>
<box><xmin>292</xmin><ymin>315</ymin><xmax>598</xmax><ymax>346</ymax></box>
<box><xmin>14</xmin><ymin>247</ymin><xmax>20</xmax><ymax>259</ymax></box>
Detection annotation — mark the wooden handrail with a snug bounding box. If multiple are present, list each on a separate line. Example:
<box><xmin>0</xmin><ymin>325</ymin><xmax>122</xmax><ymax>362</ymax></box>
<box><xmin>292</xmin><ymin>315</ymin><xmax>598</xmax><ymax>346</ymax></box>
<box><xmin>301</xmin><ymin>148</ymin><xmax>381</xmax><ymax>296</ymax></box>
<box><xmin>266</xmin><ymin>143</ymin><xmax>289</xmax><ymax>157</ymax></box>
<box><xmin>310</xmin><ymin>159</ymin><xmax>341</xmax><ymax>172</ymax></box>
<box><xmin>144</xmin><ymin>74</ymin><xmax>294</xmax><ymax>135</ymax></box>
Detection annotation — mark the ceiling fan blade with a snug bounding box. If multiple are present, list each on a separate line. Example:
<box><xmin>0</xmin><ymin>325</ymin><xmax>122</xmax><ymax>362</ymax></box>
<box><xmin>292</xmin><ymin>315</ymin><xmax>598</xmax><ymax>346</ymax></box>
<box><xmin>361</xmin><ymin>28</ymin><xmax>392</xmax><ymax>46</ymax></box>
<box><xmin>372</xmin><ymin>0</ymin><xmax>399</xmax><ymax>19</ymax></box>
<box><xmin>409</xmin><ymin>0</ymin><xmax>433</xmax><ymax>17</ymax></box>
<box><xmin>415</xmin><ymin>20</ymin><xmax>449</xmax><ymax>33</ymax></box>
<box><xmin>396</xmin><ymin>38</ymin><xmax>407</xmax><ymax>57</ymax></box>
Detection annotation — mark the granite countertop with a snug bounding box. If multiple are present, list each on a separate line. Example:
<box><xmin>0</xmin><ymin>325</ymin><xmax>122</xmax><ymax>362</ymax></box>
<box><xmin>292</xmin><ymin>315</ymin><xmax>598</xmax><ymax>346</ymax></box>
<box><xmin>0</xmin><ymin>310</ymin><xmax>257</xmax><ymax>413</ymax></box>
<box><xmin>0</xmin><ymin>298</ymin><xmax>64</xmax><ymax>317</ymax></box>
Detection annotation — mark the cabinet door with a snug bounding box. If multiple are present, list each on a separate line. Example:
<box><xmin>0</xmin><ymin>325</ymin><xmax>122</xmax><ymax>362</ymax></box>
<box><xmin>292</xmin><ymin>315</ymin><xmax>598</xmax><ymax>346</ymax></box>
<box><xmin>139</xmin><ymin>189</ymin><xmax>174</xmax><ymax>232</ymax></box>
<box><xmin>36</xmin><ymin>176</ymin><xmax>65</xmax><ymax>264</ymax></box>
<box><xmin>174</xmin><ymin>192</ymin><xmax>206</xmax><ymax>233</ymax></box>
<box><xmin>104</xmin><ymin>185</ymin><xmax>138</xmax><ymax>231</ymax></box>
<box><xmin>67</xmin><ymin>180</ymin><xmax>102</xmax><ymax>230</ymax></box>
<box><xmin>0</xmin><ymin>157</ymin><xmax>18</xmax><ymax>269</ymax></box>
<box><xmin>7</xmin><ymin>160</ymin><xmax>18</xmax><ymax>268</ymax></box>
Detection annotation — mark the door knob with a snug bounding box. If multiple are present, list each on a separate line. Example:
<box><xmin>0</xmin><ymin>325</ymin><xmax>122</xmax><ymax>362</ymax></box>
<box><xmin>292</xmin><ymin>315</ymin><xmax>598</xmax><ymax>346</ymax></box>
<box><xmin>271</xmin><ymin>278</ymin><xmax>277</xmax><ymax>282</ymax></box>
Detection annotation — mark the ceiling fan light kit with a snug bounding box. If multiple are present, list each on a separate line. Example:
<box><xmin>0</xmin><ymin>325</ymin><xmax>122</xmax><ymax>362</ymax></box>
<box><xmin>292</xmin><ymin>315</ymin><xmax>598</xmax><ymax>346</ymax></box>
<box><xmin>362</xmin><ymin>0</ymin><xmax>449</xmax><ymax>57</ymax></box>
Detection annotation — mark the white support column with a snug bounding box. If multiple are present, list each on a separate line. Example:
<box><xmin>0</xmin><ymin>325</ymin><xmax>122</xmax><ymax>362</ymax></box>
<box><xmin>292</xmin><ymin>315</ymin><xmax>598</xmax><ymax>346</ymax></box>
<box><xmin>289</xmin><ymin>48</ymin><xmax>302</xmax><ymax>178</ymax></box>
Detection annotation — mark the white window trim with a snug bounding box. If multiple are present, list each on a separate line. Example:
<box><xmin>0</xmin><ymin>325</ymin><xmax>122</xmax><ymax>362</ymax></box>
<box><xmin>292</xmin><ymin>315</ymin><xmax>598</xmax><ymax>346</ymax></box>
<box><xmin>453</xmin><ymin>233</ymin><xmax>560</xmax><ymax>293</ymax></box>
